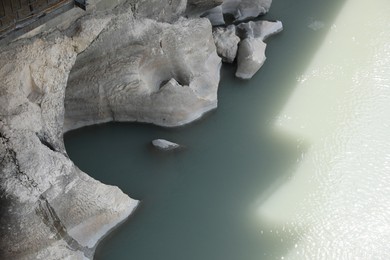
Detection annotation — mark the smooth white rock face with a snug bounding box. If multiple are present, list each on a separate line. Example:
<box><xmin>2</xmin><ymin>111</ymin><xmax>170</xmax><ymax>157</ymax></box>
<box><xmin>236</xmin><ymin>38</ymin><xmax>267</xmax><ymax>79</ymax></box>
<box><xmin>152</xmin><ymin>139</ymin><xmax>180</xmax><ymax>150</ymax></box>
<box><xmin>235</xmin><ymin>20</ymin><xmax>282</xmax><ymax>79</ymax></box>
<box><xmin>0</xmin><ymin>1</ymin><xmax>223</xmax><ymax>258</ymax></box>
<box><xmin>0</xmin><ymin>0</ymin><xmax>279</xmax><ymax>259</ymax></box>
<box><xmin>64</xmin><ymin>16</ymin><xmax>221</xmax><ymax>130</ymax></box>
<box><xmin>237</xmin><ymin>20</ymin><xmax>283</xmax><ymax>40</ymax></box>
<box><xmin>0</xmin><ymin>12</ymin><xmax>139</xmax><ymax>259</ymax></box>
<box><xmin>186</xmin><ymin>0</ymin><xmax>224</xmax><ymax>16</ymax></box>
<box><xmin>134</xmin><ymin>0</ymin><xmax>187</xmax><ymax>22</ymax></box>
<box><xmin>213</xmin><ymin>25</ymin><xmax>241</xmax><ymax>63</ymax></box>
<box><xmin>222</xmin><ymin>0</ymin><xmax>272</xmax><ymax>22</ymax></box>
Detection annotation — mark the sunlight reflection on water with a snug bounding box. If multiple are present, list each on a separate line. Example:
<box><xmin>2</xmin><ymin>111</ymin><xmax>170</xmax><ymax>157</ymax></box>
<box><xmin>259</xmin><ymin>0</ymin><xmax>390</xmax><ymax>258</ymax></box>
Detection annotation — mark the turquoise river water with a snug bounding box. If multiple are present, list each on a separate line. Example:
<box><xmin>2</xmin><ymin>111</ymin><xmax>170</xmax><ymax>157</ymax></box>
<box><xmin>65</xmin><ymin>0</ymin><xmax>390</xmax><ymax>259</ymax></box>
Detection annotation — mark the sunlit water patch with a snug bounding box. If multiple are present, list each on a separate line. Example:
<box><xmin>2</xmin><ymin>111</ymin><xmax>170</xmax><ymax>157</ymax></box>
<box><xmin>259</xmin><ymin>0</ymin><xmax>390</xmax><ymax>258</ymax></box>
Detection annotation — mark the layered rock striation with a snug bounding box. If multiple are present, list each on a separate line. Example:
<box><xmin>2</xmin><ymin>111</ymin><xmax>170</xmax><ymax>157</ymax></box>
<box><xmin>0</xmin><ymin>0</ymin><xmax>282</xmax><ymax>259</ymax></box>
<box><xmin>235</xmin><ymin>20</ymin><xmax>283</xmax><ymax>79</ymax></box>
<box><xmin>0</xmin><ymin>0</ymin><xmax>221</xmax><ymax>259</ymax></box>
<box><xmin>212</xmin><ymin>20</ymin><xmax>283</xmax><ymax>79</ymax></box>
<box><xmin>213</xmin><ymin>25</ymin><xmax>241</xmax><ymax>63</ymax></box>
<box><xmin>222</xmin><ymin>0</ymin><xmax>272</xmax><ymax>22</ymax></box>
<box><xmin>0</xmin><ymin>12</ymin><xmax>139</xmax><ymax>259</ymax></box>
<box><xmin>64</xmin><ymin>15</ymin><xmax>221</xmax><ymax>130</ymax></box>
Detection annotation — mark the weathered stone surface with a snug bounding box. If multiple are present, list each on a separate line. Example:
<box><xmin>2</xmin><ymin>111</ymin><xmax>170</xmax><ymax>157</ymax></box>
<box><xmin>213</xmin><ymin>25</ymin><xmax>241</xmax><ymax>63</ymax></box>
<box><xmin>152</xmin><ymin>139</ymin><xmax>180</xmax><ymax>150</ymax></box>
<box><xmin>0</xmin><ymin>12</ymin><xmax>139</xmax><ymax>260</ymax></box>
<box><xmin>186</xmin><ymin>0</ymin><xmax>224</xmax><ymax>16</ymax></box>
<box><xmin>236</xmin><ymin>20</ymin><xmax>283</xmax><ymax>40</ymax></box>
<box><xmin>0</xmin><ymin>0</ymin><xmax>283</xmax><ymax>259</ymax></box>
<box><xmin>235</xmin><ymin>20</ymin><xmax>282</xmax><ymax>79</ymax></box>
<box><xmin>132</xmin><ymin>0</ymin><xmax>187</xmax><ymax>22</ymax></box>
<box><xmin>235</xmin><ymin>38</ymin><xmax>266</xmax><ymax>79</ymax></box>
<box><xmin>64</xmin><ymin>16</ymin><xmax>221</xmax><ymax>130</ymax></box>
<box><xmin>1</xmin><ymin>2</ymin><xmax>223</xmax><ymax>257</ymax></box>
<box><xmin>201</xmin><ymin>5</ymin><xmax>225</xmax><ymax>26</ymax></box>
<box><xmin>222</xmin><ymin>0</ymin><xmax>272</xmax><ymax>22</ymax></box>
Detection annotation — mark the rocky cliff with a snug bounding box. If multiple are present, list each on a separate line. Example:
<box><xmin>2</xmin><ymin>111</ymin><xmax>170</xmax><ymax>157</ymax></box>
<box><xmin>0</xmin><ymin>0</ymin><xmax>281</xmax><ymax>259</ymax></box>
<box><xmin>0</xmin><ymin>10</ymin><xmax>139</xmax><ymax>259</ymax></box>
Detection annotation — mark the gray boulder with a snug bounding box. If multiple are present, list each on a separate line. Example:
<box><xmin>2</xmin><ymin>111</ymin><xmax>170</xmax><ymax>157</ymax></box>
<box><xmin>201</xmin><ymin>5</ymin><xmax>225</xmax><ymax>26</ymax></box>
<box><xmin>152</xmin><ymin>139</ymin><xmax>181</xmax><ymax>150</ymax></box>
<box><xmin>235</xmin><ymin>38</ymin><xmax>267</xmax><ymax>79</ymax></box>
<box><xmin>213</xmin><ymin>25</ymin><xmax>241</xmax><ymax>63</ymax></box>
<box><xmin>236</xmin><ymin>20</ymin><xmax>283</xmax><ymax>40</ymax></box>
<box><xmin>132</xmin><ymin>0</ymin><xmax>187</xmax><ymax>22</ymax></box>
<box><xmin>0</xmin><ymin>1</ymin><xmax>223</xmax><ymax>259</ymax></box>
<box><xmin>235</xmin><ymin>20</ymin><xmax>282</xmax><ymax>79</ymax></box>
<box><xmin>222</xmin><ymin>0</ymin><xmax>272</xmax><ymax>22</ymax></box>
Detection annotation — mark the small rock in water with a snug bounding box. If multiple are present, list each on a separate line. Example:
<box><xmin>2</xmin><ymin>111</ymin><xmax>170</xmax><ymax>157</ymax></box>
<box><xmin>236</xmin><ymin>20</ymin><xmax>283</xmax><ymax>41</ymax></box>
<box><xmin>235</xmin><ymin>20</ymin><xmax>283</xmax><ymax>79</ymax></box>
<box><xmin>221</xmin><ymin>0</ymin><xmax>273</xmax><ymax>22</ymax></box>
<box><xmin>152</xmin><ymin>139</ymin><xmax>180</xmax><ymax>150</ymax></box>
<box><xmin>236</xmin><ymin>38</ymin><xmax>267</xmax><ymax>79</ymax></box>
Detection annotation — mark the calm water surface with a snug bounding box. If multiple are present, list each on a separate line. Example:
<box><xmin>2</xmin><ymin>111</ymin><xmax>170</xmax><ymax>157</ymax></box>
<box><xmin>65</xmin><ymin>0</ymin><xmax>390</xmax><ymax>259</ymax></box>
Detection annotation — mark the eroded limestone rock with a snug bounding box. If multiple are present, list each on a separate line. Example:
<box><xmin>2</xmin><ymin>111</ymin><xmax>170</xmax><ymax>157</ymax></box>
<box><xmin>0</xmin><ymin>13</ymin><xmax>138</xmax><ymax>260</ymax></box>
<box><xmin>1</xmin><ymin>2</ymin><xmax>223</xmax><ymax>257</ymax></box>
<box><xmin>201</xmin><ymin>0</ymin><xmax>273</xmax><ymax>25</ymax></box>
<box><xmin>236</xmin><ymin>20</ymin><xmax>283</xmax><ymax>40</ymax></box>
<box><xmin>222</xmin><ymin>0</ymin><xmax>272</xmax><ymax>22</ymax></box>
<box><xmin>186</xmin><ymin>0</ymin><xmax>224</xmax><ymax>16</ymax></box>
<box><xmin>213</xmin><ymin>25</ymin><xmax>241</xmax><ymax>63</ymax></box>
<box><xmin>235</xmin><ymin>20</ymin><xmax>283</xmax><ymax>79</ymax></box>
<box><xmin>235</xmin><ymin>38</ymin><xmax>267</xmax><ymax>79</ymax></box>
<box><xmin>0</xmin><ymin>0</ymin><xmax>283</xmax><ymax>259</ymax></box>
<box><xmin>201</xmin><ymin>5</ymin><xmax>225</xmax><ymax>26</ymax></box>
<box><xmin>132</xmin><ymin>0</ymin><xmax>187</xmax><ymax>22</ymax></box>
<box><xmin>64</xmin><ymin>16</ymin><xmax>221</xmax><ymax>130</ymax></box>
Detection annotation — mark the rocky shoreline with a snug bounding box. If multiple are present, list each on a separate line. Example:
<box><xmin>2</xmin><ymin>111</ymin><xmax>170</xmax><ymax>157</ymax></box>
<box><xmin>0</xmin><ymin>0</ymin><xmax>282</xmax><ymax>259</ymax></box>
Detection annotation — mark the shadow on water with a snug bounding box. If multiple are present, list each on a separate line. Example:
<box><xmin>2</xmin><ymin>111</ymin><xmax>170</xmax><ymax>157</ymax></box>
<box><xmin>64</xmin><ymin>0</ymin><xmax>347</xmax><ymax>259</ymax></box>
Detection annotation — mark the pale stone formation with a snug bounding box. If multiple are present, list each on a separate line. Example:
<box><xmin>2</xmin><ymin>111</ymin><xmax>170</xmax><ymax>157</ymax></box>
<box><xmin>152</xmin><ymin>139</ymin><xmax>181</xmax><ymax>150</ymax></box>
<box><xmin>132</xmin><ymin>0</ymin><xmax>187</xmax><ymax>22</ymax></box>
<box><xmin>186</xmin><ymin>0</ymin><xmax>224</xmax><ymax>16</ymax></box>
<box><xmin>236</xmin><ymin>20</ymin><xmax>283</xmax><ymax>40</ymax></box>
<box><xmin>0</xmin><ymin>1</ymin><xmax>222</xmax><ymax>258</ymax></box>
<box><xmin>235</xmin><ymin>20</ymin><xmax>283</xmax><ymax>79</ymax></box>
<box><xmin>0</xmin><ymin>12</ymin><xmax>139</xmax><ymax>259</ymax></box>
<box><xmin>235</xmin><ymin>38</ymin><xmax>267</xmax><ymax>79</ymax></box>
<box><xmin>0</xmin><ymin>0</ymin><xmax>281</xmax><ymax>259</ymax></box>
<box><xmin>213</xmin><ymin>25</ymin><xmax>241</xmax><ymax>63</ymax></box>
<box><xmin>201</xmin><ymin>5</ymin><xmax>225</xmax><ymax>26</ymax></box>
<box><xmin>201</xmin><ymin>0</ymin><xmax>273</xmax><ymax>25</ymax></box>
<box><xmin>64</xmin><ymin>16</ymin><xmax>221</xmax><ymax>130</ymax></box>
<box><xmin>221</xmin><ymin>0</ymin><xmax>272</xmax><ymax>22</ymax></box>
